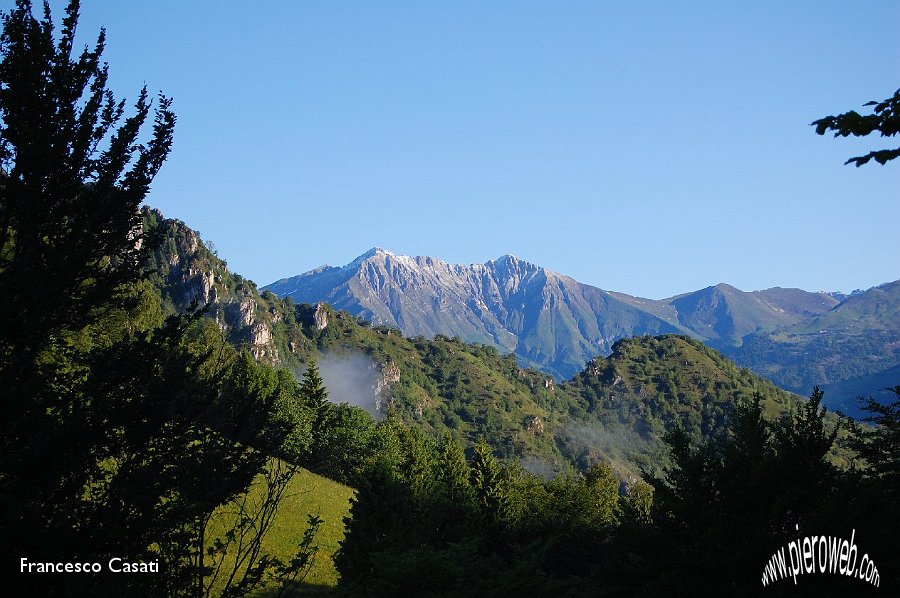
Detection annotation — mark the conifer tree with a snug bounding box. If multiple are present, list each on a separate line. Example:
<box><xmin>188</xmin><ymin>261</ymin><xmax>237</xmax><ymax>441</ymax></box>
<box><xmin>0</xmin><ymin>2</ymin><xmax>176</xmax><ymax>581</ymax></box>
<box><xmin>438</xmin><ymin>431</ymin><xmax>476</xmax><ymax>507</ymax></box>
<box><xmin>0</xmin><ymin>3</ymin><xmax>299</xmax><ymax>594</ymax></box>
<box><xmin>850</xmin><ymin>386</ymin><xmax>900</xmax><ymax>485</ymax></box>
<box><xmin>470</xmin><ymin>441</ymin><xmax>509</xmax><ymax>525</ymax></box>
<box><xmin>774</xmin><ymin>386</ymin><xmax>839</xmax><ymax>480</ymax></box>
<box><xmin>301</xmin><ymin>359</ymin><xmax>329</xmax><ymax>415</ymax></box>
<box><xmin>301</xmin><ymin>358</ymin><xmax>335</xmax><ymax>473</ymax></box>
<box><xmin>301</xmin><ymin>359</ymin><xmax>332</xmax><ymax>436</ymax></box>
<box><xmin>0</xmin><ymin>0</ymin><xmax>175</xmax><ymax>363</ymax></box>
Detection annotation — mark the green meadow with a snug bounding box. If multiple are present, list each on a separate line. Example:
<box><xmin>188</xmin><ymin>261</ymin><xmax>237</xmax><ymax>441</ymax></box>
<box><xmin>206</xmin><ymin>465</ymin><xmax>354</xmax><ymax>595</ymax></box>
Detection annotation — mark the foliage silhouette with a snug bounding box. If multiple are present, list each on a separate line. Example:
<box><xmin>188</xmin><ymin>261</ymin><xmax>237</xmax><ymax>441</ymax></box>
<box><xmin>812</xmin><ymin>87</ymin><xmax>900</xmax><ymax>166</ymax></box>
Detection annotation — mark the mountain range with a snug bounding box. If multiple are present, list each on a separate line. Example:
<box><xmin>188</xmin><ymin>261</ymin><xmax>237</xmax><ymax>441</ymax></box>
<box><xmin>265</xmin><ymin>248</ymin><xmax>899</xmax><ymax>414</ymax></box>
<box><xmin>732</xmin><ymin>279</ymin><xmax>900</xmax><ymax>415</ymax></box>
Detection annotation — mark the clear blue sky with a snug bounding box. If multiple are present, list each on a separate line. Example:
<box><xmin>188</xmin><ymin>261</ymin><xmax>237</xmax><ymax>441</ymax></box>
<box><xmin>25</xmin><ymin>1</ymin><xmax>900</xmax><ymax>298</ymax></box>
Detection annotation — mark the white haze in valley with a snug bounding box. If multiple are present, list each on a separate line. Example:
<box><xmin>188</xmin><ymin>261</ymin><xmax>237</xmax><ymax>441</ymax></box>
<box><xmin>519</xmin><ymin>456</ymin><xmax>562</xmax><ymax>480</ymax></box>
<box><xmin>310</xmin><ymin>352</ymin><xmax>385</xmax><ymax>420</ymax></box>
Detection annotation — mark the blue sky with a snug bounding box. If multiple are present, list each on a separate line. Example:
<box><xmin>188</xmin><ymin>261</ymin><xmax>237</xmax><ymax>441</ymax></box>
<box><xmin>26</xmin><ymin>1</ymin><xmax>900</xmax><ymax>298</ymax></box>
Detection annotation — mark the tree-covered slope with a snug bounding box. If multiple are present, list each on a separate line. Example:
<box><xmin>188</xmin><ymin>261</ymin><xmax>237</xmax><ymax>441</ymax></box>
<box><xmin>144</xmin><ymin>212</ymin><xmax>569</xmax><ymax>462</ymax></box>
<box><xmin>147</xmin><ymin>212</ymin><xmax>840</xmax><ymax>477</ymax></box>
<box><xmin>730</xmin><ymin>280</ymin><xmax>900</xmax><ymax>413</ymax></box>
<box><xmin>136</xmin><ymin>209</ymin><xmax>870</xmax><ymax>598</ymax></box>
<box><xmin>558</xmin><ymin>334</ymin><xmax>826</xmax><ymax>475</ymax></box>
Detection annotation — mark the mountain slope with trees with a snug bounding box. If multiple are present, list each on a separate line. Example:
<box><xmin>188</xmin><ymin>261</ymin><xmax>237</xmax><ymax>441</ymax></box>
<box><xmin>730</xmin><ymin>280</ymin><xmax>900</xmax><ymax>417</ymax></box>
<box><xmin>149</xmin><ymin>212</ymin><xmax>847</xmax><ymax>479</ymax></box>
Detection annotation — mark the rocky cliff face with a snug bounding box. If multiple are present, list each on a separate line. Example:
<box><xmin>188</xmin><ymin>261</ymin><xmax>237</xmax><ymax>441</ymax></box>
<box><xmin>313</xmin><ymin>302</ymin><xmax>329</xmax><ymax>330</ymax></box>
<box><xmin>143</xmin><ymin>207</ymin><xmax>300</xmax><ymax>365</ymax></box>
<box><xmin>374</xmin><ymin>361</ymin><xmax>401</xmax><ymax>415</ymax></box>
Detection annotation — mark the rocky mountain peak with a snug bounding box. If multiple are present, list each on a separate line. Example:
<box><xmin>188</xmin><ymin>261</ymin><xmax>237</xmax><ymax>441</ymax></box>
<box><xmin>262</xmin><ymin>249</ymin><xmax>871</xmax><ymax>381</ymax></box>
<box><xmin>713</xmin><ymin>282</ymin><xmax>739</xmax><ymax>294</ymax></box>
<box><xmin>263</xmin><ymin>249</ymin><xmax>691</xmax><ymax>379</ymax></box>
<box><xmin>355</xmin><ymin>247</ymin><xmax>394</xmax><ymax>261</ymax></box>
<box><xmin>492</xmin><ymin>253</ymin><xmax>523</xmax><ymax>265</ymax></box>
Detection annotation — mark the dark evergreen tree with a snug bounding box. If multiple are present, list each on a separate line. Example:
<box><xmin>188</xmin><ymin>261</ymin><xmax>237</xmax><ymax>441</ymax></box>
<box><xmin>775</xmin><ymin>387</ymin><xmax>839</xmax><ymax>468</ymax></box>
<box><xmin>840</xmin><ymin>386</ymin><xmax>900</xmax><ymax>591</ymax></box>
<box><xmin>769</xmin><ymin>386</ymin><xmax>840</xmax><ymax>531</ymax></box>
<box><xmin>0</xmin><ymin>0</ymin><xmax>174</xmax><ymax>362</ymax></box>
<box><xmin>850</xmin><ymin>386</ymin><xmax>900</xmax><ymax>485</ymax></box>
<box><xmin>437</xmin><ymin>431</ymin><xmax>476</xmax><ymax>508</ymax></box>
<box><xmin>470</xmin><ymin>441</ymin><xmax>509</xmax><ymax>528</ymax></box>
<box><xmin>300</xmin><ymin>358</ymin><xmax>337</xmax><ymax>475</ymax></box>
<box><xmin>0</xmin><ymin>3</ymin><xmax>305</xmax><ymax>595</ymax></box>
<box><xmin>300</xmin><ymin>359</ymin><xmax>331</xmax><ymax>426</ymax></box>
<box><xmin>0</xmin><ymin>1</ymin><xmax>175</xmax><ymax>590</ymax></box>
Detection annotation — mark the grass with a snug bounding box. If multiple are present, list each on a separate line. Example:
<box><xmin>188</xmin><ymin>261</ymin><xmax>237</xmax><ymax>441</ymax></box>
<box><xmin>206</xmin><ymin>462</ymin><xmax>354</xmax><ymax>596</ymax></box>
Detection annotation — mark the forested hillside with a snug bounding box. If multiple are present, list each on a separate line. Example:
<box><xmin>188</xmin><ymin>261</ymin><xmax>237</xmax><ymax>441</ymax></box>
<box><xmin>148</xmin><ymin>209</ymin><xmax>848</xmax><ymax>479</ymax></box>
<box><xmin>731</xmin><ymin>281</ymin><xmax>900</xmax><ymax>417</ymax></box>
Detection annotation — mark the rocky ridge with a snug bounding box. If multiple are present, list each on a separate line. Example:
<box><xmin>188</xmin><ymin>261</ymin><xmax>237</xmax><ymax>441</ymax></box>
<box><xmin>264</xmin><ymin>248</ymin><xmax>841</xmax><ymax>380</ymax></box>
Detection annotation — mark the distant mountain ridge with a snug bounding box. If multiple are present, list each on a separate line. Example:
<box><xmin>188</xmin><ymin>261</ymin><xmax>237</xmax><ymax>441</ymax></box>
<box><xmin>730</xmin><ymin>280</ymin><xmax>900</xmax><ymax>417</ymax></box>
<box><xmin>267</xmin><ymin>248</ymin><xmax>690</xmax><ymax>379</ymax></box>
<box><xmin>663</xmin><ymin>283</ymin><xmax>840</xmax><ymax>349</ymax></box>
<box><xmin>264</xmin><ymin>248</ymin><xmax>853</xmax><ymax>382</ymax></box>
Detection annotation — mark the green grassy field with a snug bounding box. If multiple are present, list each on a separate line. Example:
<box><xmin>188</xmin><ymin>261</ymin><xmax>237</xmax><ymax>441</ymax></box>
<box><xmin>206</xmin><ymin>463</ymin><xmax>354</xmax><ymax>596</ymax></box>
